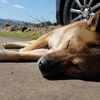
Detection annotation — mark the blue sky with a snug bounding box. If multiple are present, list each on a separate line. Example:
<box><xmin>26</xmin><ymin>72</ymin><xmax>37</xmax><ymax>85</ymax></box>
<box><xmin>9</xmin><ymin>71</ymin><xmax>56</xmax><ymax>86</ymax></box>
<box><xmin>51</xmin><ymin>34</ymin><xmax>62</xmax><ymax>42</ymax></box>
<box><xmin>0</xmin><ymin>0</ymin><xmax>56</xmax><ymax>23</ymax></box>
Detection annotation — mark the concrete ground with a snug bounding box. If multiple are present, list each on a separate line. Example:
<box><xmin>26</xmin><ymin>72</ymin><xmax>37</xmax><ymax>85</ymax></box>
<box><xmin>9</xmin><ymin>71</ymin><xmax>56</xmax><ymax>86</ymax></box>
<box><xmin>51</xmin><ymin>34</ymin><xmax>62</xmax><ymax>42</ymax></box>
<box><xmin>0</xmin><ymin>36</ymin><xmax>100</xmax><ymax>100</ymax></box>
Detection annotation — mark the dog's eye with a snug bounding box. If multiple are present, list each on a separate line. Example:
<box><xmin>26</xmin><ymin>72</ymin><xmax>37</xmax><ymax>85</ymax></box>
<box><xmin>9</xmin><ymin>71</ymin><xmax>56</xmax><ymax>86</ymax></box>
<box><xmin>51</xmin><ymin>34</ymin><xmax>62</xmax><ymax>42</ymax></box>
<box><xmin>66</xmin><ymin>40</ymin><xmax>70</xmax><ymax>49</ymax></box>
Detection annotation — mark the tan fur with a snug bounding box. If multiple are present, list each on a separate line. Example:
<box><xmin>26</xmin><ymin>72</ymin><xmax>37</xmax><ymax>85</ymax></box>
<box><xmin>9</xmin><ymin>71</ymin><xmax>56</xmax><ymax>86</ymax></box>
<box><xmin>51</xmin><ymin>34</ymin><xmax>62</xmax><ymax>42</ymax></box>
<box><xmin>1</xmin><ymin>10</ymin><xmax>100</xmax><ymax>78</ymax></box>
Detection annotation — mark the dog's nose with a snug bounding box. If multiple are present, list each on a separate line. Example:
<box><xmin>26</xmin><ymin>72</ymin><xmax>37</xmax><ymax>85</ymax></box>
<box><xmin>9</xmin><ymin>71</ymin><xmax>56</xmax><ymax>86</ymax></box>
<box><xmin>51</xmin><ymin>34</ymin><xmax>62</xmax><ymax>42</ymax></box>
<box><xmin>38</xmin><ymin>58</ymin><xmax>47</xmax><ymax>69</ymax></box>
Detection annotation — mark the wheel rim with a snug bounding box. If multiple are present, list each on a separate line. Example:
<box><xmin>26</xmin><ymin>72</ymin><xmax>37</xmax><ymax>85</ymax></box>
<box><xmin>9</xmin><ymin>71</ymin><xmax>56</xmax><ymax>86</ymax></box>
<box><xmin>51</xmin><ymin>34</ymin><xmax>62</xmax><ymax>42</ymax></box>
<box><xmin>69</xmin><ymin>0</ymin><xmax>100</xmax><ymax>23</ymax></box>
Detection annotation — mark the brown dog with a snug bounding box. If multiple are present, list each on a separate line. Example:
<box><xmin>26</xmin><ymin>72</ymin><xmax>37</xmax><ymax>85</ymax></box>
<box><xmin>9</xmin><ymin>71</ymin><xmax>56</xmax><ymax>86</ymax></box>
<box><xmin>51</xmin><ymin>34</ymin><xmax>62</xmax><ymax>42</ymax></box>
<box><xmin>0</xmin><ymin>10</ymin><xmax>100</xmax><ymax>78</ymax></box>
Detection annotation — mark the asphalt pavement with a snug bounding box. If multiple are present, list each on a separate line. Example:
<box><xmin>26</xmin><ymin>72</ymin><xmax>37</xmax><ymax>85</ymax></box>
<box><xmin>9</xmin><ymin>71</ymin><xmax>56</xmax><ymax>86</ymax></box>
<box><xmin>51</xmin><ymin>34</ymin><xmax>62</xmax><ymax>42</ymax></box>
<box><xmin>0</xmin><ymin>36</ymin><xmax>100</xmax><ymax>100</ymax></box>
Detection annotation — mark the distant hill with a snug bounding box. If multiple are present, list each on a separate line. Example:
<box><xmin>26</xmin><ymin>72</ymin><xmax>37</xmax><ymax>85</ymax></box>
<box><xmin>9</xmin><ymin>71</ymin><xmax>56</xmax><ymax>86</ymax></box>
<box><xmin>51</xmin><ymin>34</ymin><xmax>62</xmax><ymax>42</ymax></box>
<box><xmin>0</xmin><ymin>18</ymin><xmax>23</xmax><ymax>26</ymax></box>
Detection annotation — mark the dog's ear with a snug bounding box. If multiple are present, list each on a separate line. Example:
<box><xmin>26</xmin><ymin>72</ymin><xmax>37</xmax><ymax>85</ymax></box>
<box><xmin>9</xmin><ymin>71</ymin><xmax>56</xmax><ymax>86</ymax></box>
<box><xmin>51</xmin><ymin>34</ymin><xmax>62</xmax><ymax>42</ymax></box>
<box><xmin>87</xmin><ymin>10</ymin><xmax>100</xmax><ymax>33</ymax></box>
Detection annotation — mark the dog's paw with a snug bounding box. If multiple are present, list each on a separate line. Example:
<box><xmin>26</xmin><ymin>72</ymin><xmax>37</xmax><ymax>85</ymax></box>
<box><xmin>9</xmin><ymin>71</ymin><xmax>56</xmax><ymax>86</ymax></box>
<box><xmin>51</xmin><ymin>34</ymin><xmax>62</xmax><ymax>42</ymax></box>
<box><xmin>3</xmin><ymin>42</ymin><xmax>12</xmax><ymax>48</ymax></box>
<box><xmin>3</xmin><ymin>42</ymin><xmax>8</xmax><ymax>46</ymax></box>
<box><xmin>0</xmin><ymin>49</ymin><xmax>19</xmax><ymax>61</ymax></box>
<box><xmin>3</xmin><ymin>42</ymin><xmax>9</xmax><ymax>48</ymax></box>
<box><xmin>0</xmin><ymin>49</ymin><xmax>6</xmax><ymax>53</ymax></box>
<box><xmin>0</xmin><ymin>49</ymin><xmax>15</xmax><ymax>61</ymax></box>
<box><xmin>0</xmin><ymin>49</ymin><xmax>7</xmax><ymax>61</ymax></box>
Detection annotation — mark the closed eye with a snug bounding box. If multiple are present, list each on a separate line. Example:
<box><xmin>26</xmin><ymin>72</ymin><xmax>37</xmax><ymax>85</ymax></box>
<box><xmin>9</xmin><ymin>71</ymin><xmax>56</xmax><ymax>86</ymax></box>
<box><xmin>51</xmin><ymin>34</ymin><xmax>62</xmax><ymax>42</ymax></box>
<box><xmin>66</xmin><ymin>40</ymin><xmax>70</xmax><ymax>49</ymax></box>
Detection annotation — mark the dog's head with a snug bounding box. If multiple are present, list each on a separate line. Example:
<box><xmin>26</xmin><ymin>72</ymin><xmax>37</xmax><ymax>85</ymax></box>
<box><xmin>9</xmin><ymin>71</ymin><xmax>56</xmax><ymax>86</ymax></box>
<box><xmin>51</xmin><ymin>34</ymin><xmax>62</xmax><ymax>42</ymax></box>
<box><xmin>38</xmin><ymin>10</ymin><xmax>100</xmax><ymax>78</ymax></box>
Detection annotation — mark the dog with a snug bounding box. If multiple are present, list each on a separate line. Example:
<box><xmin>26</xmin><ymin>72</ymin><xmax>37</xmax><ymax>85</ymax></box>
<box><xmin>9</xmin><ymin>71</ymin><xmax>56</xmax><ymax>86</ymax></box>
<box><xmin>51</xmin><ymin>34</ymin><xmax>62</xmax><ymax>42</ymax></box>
<box><xmin>0</xmin><ymin>10</ymin><xmax>100</xmax><ymax>78</ymax></box>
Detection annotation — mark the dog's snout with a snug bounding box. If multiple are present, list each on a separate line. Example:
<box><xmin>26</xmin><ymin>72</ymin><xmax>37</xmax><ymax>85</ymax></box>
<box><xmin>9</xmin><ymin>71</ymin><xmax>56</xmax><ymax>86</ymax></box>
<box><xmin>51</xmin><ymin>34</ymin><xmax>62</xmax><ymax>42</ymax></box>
<box><xmin>38</xmin><ymin>57</ymin><xmax>53</xmax><ymax>76</ymax></box>
<box><xmin>38</xmin><ymin>58</ymin><xmax>49</xmax><ymax>74</ymax></box>
<box><xmin>38</xmin><ymin>58</ymin><xmax>47</xmax><ymax>68</ymax></box>
<box><xmin>38</xmin><ymin>52</ymin><xmax>70</xmax><ymax>77</ymax></box>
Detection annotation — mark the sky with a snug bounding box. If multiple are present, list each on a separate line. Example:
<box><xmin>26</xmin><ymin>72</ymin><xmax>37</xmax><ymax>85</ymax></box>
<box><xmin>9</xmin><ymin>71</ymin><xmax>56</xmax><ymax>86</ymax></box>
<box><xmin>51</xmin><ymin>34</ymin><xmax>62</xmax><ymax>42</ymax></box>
<box><xmin>0</xmin><ymin>0</ymin><xmax>56</xmax><ymax>23</ymax></box>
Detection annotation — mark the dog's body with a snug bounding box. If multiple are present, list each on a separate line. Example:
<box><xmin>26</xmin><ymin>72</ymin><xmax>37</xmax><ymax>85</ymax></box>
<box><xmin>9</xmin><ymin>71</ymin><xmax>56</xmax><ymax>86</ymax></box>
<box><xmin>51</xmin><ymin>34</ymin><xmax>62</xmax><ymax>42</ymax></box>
<box><xmin>0</xmin><ymin>10</ymin><xmax>100</xmax><ymax>78</ymax></box>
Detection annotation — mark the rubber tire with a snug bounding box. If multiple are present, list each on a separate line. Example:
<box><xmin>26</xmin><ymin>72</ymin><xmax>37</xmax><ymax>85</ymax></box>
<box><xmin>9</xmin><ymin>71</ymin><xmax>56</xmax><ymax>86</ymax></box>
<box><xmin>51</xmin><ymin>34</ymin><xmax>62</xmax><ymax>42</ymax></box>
<box><xmin>63</xmin><ymin>0</ymin><xmax>74</xmax><ymax>25</ymax></box>
<box><xmin>63</xmin><ymin>0</ymin><xmax>100</xmax><ymax>25</ymax></box>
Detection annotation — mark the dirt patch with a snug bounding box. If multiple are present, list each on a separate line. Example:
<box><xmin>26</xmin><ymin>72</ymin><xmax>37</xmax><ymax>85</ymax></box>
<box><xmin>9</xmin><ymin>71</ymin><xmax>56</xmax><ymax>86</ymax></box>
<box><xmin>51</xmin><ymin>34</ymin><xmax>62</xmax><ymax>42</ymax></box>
<box><xmin>0</xmin><ymin>25</ymin><xmax>61</xmax><ymax>34</ymax></box>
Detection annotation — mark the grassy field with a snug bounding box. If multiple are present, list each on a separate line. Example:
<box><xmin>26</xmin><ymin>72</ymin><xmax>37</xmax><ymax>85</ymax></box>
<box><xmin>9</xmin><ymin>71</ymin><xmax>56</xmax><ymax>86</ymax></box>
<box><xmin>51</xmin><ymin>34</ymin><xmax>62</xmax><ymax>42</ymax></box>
<box><xmin>0</xmin><ymin>31</ymin><xmax>43</xmax><ymax>40</ymax></box>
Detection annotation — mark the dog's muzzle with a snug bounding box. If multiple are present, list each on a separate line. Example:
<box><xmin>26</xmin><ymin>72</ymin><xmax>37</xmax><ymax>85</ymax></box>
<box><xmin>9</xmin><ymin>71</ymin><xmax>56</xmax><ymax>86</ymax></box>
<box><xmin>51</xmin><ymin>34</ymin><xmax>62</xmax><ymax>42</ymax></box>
<box><xmin>38</xmin><ymin>57</ymin><xmax>51</xmax><ymax>76</ymax></box>
<box><xmin>38</xmin><ymin>53</ymin><xmax>67</xmax><ymax>77</ymax></box>
<box><xmin>38</xmin><ymin>58</ymin><xmax>47</xmax><ymax>71</ymax></box>
<box><xmin>38</xmin><ymin>55</ymin><xmax>62</xmax><ymax>77</ymax></box>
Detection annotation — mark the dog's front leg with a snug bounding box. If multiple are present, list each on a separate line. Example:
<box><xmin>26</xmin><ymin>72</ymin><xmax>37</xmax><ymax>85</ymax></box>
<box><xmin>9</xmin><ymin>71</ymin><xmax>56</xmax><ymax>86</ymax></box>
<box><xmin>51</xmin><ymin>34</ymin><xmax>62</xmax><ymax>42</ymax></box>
<box><xmin>0</xmin><ymin>49</ymin><xmax>51</xmax><ymax>61</ymax></box>
<box><xmin>0</xmin><ymin>49</ymin><xmax>21</xmax><ymax>61</ymax></box>
<box><xmin>20</xmin><ymin>33</ymin><xmax>50</xmax><ymax>52</ymax></box>
<box><xmin>3</xmin><ymin>42</ymin><xmax>30</xmax><ymax>49</ymax></box>
<box><xmin>3</xmin><ymin>40</ymin><xmax>37</xmax><ymax>49</ymax></box>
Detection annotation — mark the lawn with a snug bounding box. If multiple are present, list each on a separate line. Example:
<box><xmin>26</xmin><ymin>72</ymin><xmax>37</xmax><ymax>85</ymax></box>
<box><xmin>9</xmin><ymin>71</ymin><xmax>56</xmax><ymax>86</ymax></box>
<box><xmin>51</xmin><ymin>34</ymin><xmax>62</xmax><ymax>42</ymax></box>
<box><xmin>0</xmin><ymin>31</ymin><xmax>43</xmax><ymax>40</ymax></box>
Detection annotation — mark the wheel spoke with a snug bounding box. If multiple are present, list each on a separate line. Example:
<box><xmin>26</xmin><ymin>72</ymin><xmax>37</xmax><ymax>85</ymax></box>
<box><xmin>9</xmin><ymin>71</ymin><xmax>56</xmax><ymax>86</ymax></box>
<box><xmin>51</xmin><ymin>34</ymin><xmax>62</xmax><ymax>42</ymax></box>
<box><xmin>70</xmin><ymin>8</ymin><xmax>82</xmax><ymax>14</ymax></box>
<box><xmin>88</xmin><ymin>0</ymin><xmax>94</xmax><ymax>7</ymax></box>
<box><xmin>91</xmin><ymin>3</ymin><xmax>100</xmax><ymax>11</ymax></box>
<box><xmin>84</xmin><ymin>0</ymin><xmax>87</xmax><ymax>7</ymax></box>
<box><xmin>90</xmin><ymin>13</ymin><xmax>94</xmax><ymax>17</ymax></box>
<box><xmin>74</xmin><ymin>0</ymin><xmax>83</xmax><ymax>8</ymax></box>
<box><xmin>70</xmin><ymin>15</ymin><xmax>82</xmax><ymax>23</ymax></box>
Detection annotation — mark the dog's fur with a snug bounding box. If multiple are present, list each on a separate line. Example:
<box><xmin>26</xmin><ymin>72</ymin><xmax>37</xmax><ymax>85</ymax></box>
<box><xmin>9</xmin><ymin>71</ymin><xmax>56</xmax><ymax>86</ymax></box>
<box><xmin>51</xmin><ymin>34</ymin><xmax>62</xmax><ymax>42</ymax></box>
<box><xmin>0</xmin><ymin>10</ymin><xmax>100</xmax><ymax>78</ymax></box>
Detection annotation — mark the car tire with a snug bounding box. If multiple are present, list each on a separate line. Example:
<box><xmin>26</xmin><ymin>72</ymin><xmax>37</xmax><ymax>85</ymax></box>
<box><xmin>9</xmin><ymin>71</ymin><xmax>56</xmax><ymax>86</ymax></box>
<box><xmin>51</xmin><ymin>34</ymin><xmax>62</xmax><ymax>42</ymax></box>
<box><xmin>63</xmin><ymin>0</ymin><xmax>100</xmax><ymax>25</ymax></box>
<box><xmin>63</xmin><ymin>0</ymin><xmax>73</xmax><ymax>25</ymax></box>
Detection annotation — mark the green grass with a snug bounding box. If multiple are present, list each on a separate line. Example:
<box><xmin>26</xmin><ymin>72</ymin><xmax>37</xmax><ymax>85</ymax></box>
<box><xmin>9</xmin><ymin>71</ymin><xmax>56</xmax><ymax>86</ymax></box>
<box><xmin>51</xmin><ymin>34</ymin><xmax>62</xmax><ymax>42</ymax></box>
<box><xmin>0</xmin><ymin>31</ymin><xmax>43</xmax><ymax>40</ymax></box>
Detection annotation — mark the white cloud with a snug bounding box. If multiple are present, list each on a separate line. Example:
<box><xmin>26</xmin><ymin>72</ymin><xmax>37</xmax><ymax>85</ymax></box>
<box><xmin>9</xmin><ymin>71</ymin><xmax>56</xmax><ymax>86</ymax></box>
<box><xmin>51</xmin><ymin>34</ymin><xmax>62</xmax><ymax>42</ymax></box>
<box><xmin>13</xmin><ymin>5</ymin><xmax>25</xmax><ymax>9</ymax></box>
<box><xmin>1</xmin><ymin>0</ymin><xmax>8</xmax><ymax>3</ymax></box>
